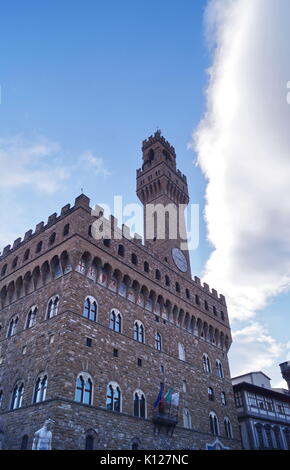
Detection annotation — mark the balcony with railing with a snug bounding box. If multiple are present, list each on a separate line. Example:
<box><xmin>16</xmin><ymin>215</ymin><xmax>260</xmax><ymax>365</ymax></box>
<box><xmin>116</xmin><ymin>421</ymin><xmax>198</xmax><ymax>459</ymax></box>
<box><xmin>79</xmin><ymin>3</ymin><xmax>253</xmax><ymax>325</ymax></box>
<box><xmin>152</xmin><ymin>402</ymin><xmax>178</xmax><ymax>436</ymax></box>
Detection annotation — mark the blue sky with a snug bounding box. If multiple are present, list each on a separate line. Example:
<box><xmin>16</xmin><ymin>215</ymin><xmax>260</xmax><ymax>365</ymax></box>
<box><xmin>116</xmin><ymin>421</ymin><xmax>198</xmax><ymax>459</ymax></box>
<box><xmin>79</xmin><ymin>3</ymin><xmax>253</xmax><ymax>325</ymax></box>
<box><xmin>0</xmin><ymin>0</ymin><xmax>289</xmax><ymax>387</ymax></box>
<box><xmin>0</xmin><ymin>0</ymin><xmax>210</xmax><ymax>270</ymax></box>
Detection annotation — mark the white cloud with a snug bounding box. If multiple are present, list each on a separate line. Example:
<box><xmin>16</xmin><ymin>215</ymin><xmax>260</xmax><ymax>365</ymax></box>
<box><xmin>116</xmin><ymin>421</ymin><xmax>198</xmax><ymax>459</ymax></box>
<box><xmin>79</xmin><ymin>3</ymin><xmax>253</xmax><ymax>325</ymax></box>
<box><xmin>230</xmin><ymin>322</ymin><xmax>284</xmax><ymax>376</ymax></box>
<box><xmin>193</xmin><ymin>0</ymin><xmax>290</xmax><ymax>321</ymax></box>
<box><xmin>0</xmin><ymin>135</ymin><xmax>70</xmax><ymax>194</ymax></box>
<box><xmin>0</xmin><ymin>136</ymin><xmax>111</xmax><ymax>252</ymax></box>
<box><xmin>80</xmin><ymin>151</ymin><xmax>110</xmax><ymax>178</ymax></box>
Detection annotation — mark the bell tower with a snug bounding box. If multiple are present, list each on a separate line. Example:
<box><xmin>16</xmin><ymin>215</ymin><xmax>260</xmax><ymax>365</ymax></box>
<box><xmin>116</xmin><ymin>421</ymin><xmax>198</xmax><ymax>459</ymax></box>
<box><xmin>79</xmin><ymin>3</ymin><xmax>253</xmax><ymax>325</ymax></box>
<box><xmin>136</xmin><ymin>131</ymin><xmax>191</xmax><ymax>278</ymax></box>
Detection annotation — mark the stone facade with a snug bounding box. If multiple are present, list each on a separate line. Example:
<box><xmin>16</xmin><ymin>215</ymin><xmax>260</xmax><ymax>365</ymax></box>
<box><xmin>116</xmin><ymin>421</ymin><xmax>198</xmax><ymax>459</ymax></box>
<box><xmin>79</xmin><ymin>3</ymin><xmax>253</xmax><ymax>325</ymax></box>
<box><xmin>0</xmin><ymin>133</ymin><xmax>241</xmax><ymax>450</ymax></box>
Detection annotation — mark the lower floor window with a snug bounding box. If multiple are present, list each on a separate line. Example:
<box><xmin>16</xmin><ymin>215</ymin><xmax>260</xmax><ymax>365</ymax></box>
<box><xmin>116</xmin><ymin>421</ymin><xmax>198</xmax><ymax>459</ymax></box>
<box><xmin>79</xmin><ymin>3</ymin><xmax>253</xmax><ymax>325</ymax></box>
<box><xmin>75</xmin><ymin>374</ymin><xmax>93</xmax><ymax>405</ymax></box>
<box><xmin>209</xmin><ymin>412</ymin><xmax>219</xmax><ymax>436</ymax></box>
<box><xmin>11</xmin><ymin>383</ymin><xmax>24</xmax><ymax>410</ymax></box>
<box><xmin>106</xmin><ymin>383</ymin><xmax>121</xmax><ymax>412</ymax></box>
<box><xmin>133</xmin><ymin>391</ymin><xmax>146</xmax><ymax>418</ymax></box>
<box><xmin>33</xmin><ymin>375</ymin><xmax>47</xmax><ymax>403</ymax></box>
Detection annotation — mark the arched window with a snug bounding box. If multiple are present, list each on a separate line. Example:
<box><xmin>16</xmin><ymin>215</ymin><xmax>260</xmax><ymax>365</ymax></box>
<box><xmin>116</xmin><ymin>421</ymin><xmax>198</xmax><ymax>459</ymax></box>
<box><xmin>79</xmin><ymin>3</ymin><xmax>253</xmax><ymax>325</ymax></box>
<box><xmin>186</xmin><ymin>288</ymin><xmax>190</xmax><ymax>299</ymax></box>
<box><xmin>11</xmin><ymin>382</ymin><xmax>24</xmax><ymax>410</ymax></box>
<box><xmin>106</xmin><ymin>382</ymin><xmax>121</xmax><ymax>412</ymax></box>
<box><xmin>47</xmin><ymin>295</ymin><xmax>59</xmax><ymax>319</ymax></box>
<box><xmin>35</xmin><ymin>241</ymin><xmax>43</xmax><ymax>253</ymax></box>
<box><xmin>33</xmin><ymin>374</ymin><xmax>47</xmax><ymax>403</ymax></box>
<box><xmin>83</xmin><ymin>296</ymin><xmax>98</xmax><ymax>322</ymax></box>
<box><xmin>155</xmin><ymin>332</ymin><xmax>162</xmax><ymax>351</ymax></box>
<box><xmin>216</xmin><ymin>360</ymin><xmax>224</xmax><ymax>378</ymax></box>
<box><xmin>49</xmin><ymin>232</ymin><xmax>56</xmax><ymax>246</ymax></box>
<box><xmin>131</xmin><ymin>253</ymin><xmax>138</xmax><ymax>265</ymax></box>
<box><xmin>175</xmin><ymin>282</ymin><xmax>180</xmax><ymax>293</ymax></box>
<box><xmin>63</xmin><ymin>223</ymin><xmax>70</xmax><ymax>236</ymax></box>
<box><xmin>224</xmin><ymin>417</ymin><xmax>233</xmax><ymax>439</ymax></box>
<box><xmin>75</xmin><ymin>373</ymin><xmax>93</xmax><ymax>405</ymax></box>
<box><xmin>0</xmin><ymin>390</ymin><xmax>3</xmax><ymax>408</ymax></box>
<box><xmin>165</xmin><ymin>275</ymin><xmax>170</xmax><ymax>287</ymax></box>
<box><xmin>202</xmin><ymin>354</ymin><xmax>211</xmax><ymax>373</ymax></box>
<box><xmin>1</xmin><ymin>264</ymin><xmax>7</xmax><ymax>277</ymax></box>
<box><xmin>273</xmin><ymin>426</ymin><xmax>282</xmax><ymax>449</ymax></box>
<box><xmin>208</xmin><ymin>387</ymin><xmax>214</xmax><ymax>401</ymax></box>
<box><xmin>134</xmin><ymin>321</ymin><xmax>145</xmax><ymax>343</ymax></box>
<box><xmin>221</xmin><ymin>391</ymin><xmax>227</xmax><ymax>406</ymax></box>
<box><xmin>25</xmin><ymin>306</ymin><xmax>37</xmax><ymax>329</ymax></box>
<box><xmin>178</xmin><ymin>343</ymin><xmax>185</xmax><ymax>361</ymax></box>
<box><xmin>109</xmin><ymin>309</ymin><xmax>122</xmax><ymax>333</ymax></box>
<box><xmin>133</xmin><ymin>390</ymin><xmax>146</xmax><ymax>418</ymax></box>
<box><xmin>195</xmin><ymin>294</ymin><xmax>200</xmax><ymax>305</ymax></box>
<box><xmin>118</xmin><ymin>244</ymin><xmax>125</xmax><ymax>256</ymax></box>
<box><xmin>155</xmin><ymin>269</ymin><xmax>161</xmax><ymax>280</ymax></box>
<box><xmin>85</xmin><ymin>434</ymin><xmax>94</xmax><ymax>450</ymax></box>
<box><xmin>23</xmin><ymin>249</ymin><xmax>30</xmax><ymax>261</ymax></box>
<box><xmin>148</xmin><ymin>149</ymin><xmax>154</xmax><ymax>162</ymax></box>
<box><xmin>12</xmin><ymin>256</ymin><xmax>18</xmax><ymax>269</ymax></box>
<box><xmin>144</xmin><ymin>261</ymin><xmax>149</xmax><ymax>273</ymax></box>
<box><xmin>209</xmin><ymin>412</ymin><xmax>219</xmax><ymax>436</ymax></box>
<box><xmin>7</xmin><ymin>316</ymin><xmax>18</xmax><ymax>338</ymax></box>
<box><xmin>20</xmin><ymin>434</ymin><xmax>29</xmax><ymax>450</ymax></box>
<box><xmin>182</xmin><ymin>380</ymin><xmax>187</xmax><ymax>393</ymax></box>
<box><xmin>183</xmin><ymin>408</ymin><xmax>192</xmax><ymax>429</ymax></box>
<box><xmin>163</xmin><ymin>149</ymin><xmax>171</xmax><ymax>161</ymax></box>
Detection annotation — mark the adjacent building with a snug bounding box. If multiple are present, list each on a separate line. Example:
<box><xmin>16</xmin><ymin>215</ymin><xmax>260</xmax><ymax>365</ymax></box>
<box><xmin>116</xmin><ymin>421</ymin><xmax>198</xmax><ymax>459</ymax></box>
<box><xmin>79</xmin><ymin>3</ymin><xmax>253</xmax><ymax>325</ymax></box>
<box><xmin>0</xmin><ymin>132</ymin><xmax>241</xmax><ymax>450</ymax></box>
<box><xmin>232</xmin><ymin>365</ymin><xmax>290</xmax><ymax>450</ymax></box>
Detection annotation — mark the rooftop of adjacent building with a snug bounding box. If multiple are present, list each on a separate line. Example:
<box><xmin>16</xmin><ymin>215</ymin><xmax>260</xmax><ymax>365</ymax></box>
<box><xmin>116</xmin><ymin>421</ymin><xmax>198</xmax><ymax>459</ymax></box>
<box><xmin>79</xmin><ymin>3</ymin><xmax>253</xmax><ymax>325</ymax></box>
<box><xmin>232</xmin><ymin>369</ymin><xmax>290</xmax><ymax>399</ymax></box>
<box><xmin>232</xmin><ymin>371</ymin><xmax>272</xmax><ymax>389</ymax></box>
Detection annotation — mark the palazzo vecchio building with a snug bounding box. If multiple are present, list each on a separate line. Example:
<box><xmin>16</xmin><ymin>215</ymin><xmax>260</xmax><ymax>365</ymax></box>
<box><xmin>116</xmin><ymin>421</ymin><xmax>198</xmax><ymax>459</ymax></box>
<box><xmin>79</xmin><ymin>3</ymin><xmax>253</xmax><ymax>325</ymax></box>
<box><xmin>0</xmin><ymin>131</ymin><xmax>241</xmax><ymax>450</ymax></box>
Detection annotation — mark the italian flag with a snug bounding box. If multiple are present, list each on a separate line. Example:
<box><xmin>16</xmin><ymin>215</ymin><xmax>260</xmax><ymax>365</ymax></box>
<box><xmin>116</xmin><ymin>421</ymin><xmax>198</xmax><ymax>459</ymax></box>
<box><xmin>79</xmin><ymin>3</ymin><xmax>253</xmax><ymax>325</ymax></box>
<box><xmin>164</xmin><ymin>388</ymin><xmax>173</xmax><ymax>403</ymax></box>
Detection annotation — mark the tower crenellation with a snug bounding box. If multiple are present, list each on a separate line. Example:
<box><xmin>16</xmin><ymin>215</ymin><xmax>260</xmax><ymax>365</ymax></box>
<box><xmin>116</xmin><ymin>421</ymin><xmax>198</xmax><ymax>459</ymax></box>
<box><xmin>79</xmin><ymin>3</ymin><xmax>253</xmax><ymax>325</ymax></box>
<box><xmin>142</xmin><ymin>130</ymin><xmax>176</xmax><ymax>157</ymax></box>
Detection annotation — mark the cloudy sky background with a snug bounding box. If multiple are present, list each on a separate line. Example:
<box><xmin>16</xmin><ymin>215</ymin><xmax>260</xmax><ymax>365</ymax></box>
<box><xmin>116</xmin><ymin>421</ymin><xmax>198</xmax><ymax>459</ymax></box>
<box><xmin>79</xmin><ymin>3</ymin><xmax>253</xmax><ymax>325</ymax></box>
<box><xmin>0</xmin><ymin>0</ymin><xmax>289</xmax><ymax>387</ymax></box>
<box><xmin>194</xmin><ymin>0</ymin><xmax>290</xmax><ymax>387</ymax></box>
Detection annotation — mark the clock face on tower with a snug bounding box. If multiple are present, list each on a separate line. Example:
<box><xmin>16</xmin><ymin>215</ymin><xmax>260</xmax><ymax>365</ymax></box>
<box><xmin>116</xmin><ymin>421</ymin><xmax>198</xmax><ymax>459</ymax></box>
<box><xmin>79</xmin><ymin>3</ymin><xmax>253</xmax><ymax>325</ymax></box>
<box><xmin>171</xmin><ymin>248</ymin><xmax>188</xmax><ymax>273</ymax></box>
